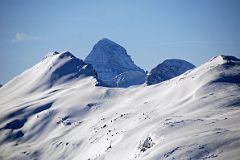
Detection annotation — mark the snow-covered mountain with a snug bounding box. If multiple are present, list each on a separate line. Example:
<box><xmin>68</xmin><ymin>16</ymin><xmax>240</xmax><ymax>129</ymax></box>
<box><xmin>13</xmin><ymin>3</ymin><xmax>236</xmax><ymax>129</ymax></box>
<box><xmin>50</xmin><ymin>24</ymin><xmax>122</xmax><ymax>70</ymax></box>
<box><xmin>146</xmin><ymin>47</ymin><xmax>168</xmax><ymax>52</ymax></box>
<box><xmin>146</xmin><ymin>59</ymin><xmax>195</xmax><ymax>85</ymax></box>
<box><xmin>0</xmin><ymin>54</ymin><xmax>240</xmax><ymax>160</ymax></box>
<box><xmin>85</xmin><ymin>38</ymin><xmax>146</xmax><ymax>87</ymax></box>
<box><xmin>0</xmin><ymin>51</ymin><xmax>97</xmax><ymax>100</ymax></box>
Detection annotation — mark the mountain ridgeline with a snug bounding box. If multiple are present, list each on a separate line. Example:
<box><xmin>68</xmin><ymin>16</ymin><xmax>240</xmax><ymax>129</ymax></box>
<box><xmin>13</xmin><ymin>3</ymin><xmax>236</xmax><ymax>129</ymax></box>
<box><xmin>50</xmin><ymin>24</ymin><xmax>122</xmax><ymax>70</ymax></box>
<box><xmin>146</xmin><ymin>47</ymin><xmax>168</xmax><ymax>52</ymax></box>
<box><xmin>84</xmin><ymin>38</ymin><xmax>195</xmax><ymax>87</ymax></box>
<box><xmin>1</xmin><ymin>38</ymin><xmax>235</xmax><ymax>89</ymax></box>
<box><xmin>0</xmin><ymin>38</ymin><xmax>196</xmax><ymax>89</ymax></box>
<box><xmin>0</xmin><ymin>38</ymin><xmax>240</xmax><ymax>160</ymax></box>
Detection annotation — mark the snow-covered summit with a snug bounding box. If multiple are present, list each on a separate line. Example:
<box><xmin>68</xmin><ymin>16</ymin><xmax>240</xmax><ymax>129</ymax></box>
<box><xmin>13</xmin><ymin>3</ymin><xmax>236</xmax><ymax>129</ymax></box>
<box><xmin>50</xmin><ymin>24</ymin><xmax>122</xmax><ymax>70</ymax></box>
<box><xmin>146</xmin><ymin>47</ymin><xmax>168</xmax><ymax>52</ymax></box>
<box><xmin>202</xmin><ymin>55</ymin><xmax>240</xmax><ymax>84</ymax></box>
<box><xmin>43</xmin><ymin>51</ymin><xmax>60</xmax><ymax>58</ymax></box>
<box><xmin>0</xmin><ymin>51</ymin><xmax>97</xmax><ymax>95</ymax></box>
<box><xmin>43</xmin><ymin>51</ymin><xmax>75</xmax><ymax>60</ymax></box>
<box><xmin>146</xmin><ymin>59</ymin><xmax>195</xmax><ymax>85</ymax></box>
<box><xmin>85</xmin><ymin>38</ymin><xmax>146</xmax><ymax>87</ymax></box>
<box><xmin>40</xmin><ymin>51</ymin><xmax>96</xmax><ymax>85</ymax></box>
<box><xmin>207</xmin><ymin>55</ymin><xmax>240</xmax><ymax>65</ymax></box>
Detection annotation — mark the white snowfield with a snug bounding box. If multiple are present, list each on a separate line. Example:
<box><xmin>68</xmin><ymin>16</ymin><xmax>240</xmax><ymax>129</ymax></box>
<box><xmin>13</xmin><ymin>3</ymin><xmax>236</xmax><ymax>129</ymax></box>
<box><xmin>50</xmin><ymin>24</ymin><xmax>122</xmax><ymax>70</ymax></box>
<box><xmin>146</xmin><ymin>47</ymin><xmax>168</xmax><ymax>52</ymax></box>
<box><xmin>0</xmin><ymin>53</ymin><xmax>240</xmax><ymax>160</ymax></box>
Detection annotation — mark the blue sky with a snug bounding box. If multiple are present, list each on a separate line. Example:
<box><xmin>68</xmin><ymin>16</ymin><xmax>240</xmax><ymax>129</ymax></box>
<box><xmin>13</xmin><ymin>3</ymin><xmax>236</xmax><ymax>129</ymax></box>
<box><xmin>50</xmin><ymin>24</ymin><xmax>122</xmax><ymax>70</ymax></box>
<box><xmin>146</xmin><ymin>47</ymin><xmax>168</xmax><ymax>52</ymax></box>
<box><xmin>0</xmin><ymin>0</ymin><xmax>240</xmax><ymax>84</ymax></box>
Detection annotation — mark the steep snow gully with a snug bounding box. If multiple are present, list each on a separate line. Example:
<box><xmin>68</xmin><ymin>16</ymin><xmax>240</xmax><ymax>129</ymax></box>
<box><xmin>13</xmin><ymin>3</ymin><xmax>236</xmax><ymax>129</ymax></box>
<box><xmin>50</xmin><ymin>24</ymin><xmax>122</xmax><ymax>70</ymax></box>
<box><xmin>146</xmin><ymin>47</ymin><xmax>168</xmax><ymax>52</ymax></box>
<box><xmin>0</xmin><ymin>39</ymin><xmax>240</xmax><ymax>160</ymax></box>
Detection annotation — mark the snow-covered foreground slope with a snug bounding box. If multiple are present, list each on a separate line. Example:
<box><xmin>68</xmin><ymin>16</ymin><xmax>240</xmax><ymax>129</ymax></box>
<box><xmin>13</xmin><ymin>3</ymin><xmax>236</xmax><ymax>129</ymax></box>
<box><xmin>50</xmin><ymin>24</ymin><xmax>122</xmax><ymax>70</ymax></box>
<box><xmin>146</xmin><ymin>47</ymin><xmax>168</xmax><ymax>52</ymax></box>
<box><xmin>0</xmin><ymin>55</ymin><xmax>240</xmax><ymax>160</ymax></box>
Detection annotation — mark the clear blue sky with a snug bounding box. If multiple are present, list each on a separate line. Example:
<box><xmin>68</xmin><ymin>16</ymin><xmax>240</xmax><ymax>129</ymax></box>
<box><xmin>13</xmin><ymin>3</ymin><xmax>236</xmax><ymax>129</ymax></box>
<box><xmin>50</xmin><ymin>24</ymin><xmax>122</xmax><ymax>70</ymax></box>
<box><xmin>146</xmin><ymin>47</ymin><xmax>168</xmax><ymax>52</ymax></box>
<box><xmin>0</xmin><ymin>0</ymin><xmax>240</xmax><ymax>84</ymax></box>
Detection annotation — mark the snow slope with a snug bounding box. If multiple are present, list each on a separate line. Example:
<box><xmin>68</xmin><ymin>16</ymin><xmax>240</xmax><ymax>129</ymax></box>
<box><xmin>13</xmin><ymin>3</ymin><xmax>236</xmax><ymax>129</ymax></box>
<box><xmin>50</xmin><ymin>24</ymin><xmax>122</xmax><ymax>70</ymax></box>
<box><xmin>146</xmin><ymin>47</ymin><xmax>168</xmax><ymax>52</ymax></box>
<box><xmin>0</xmin><ymin>51</ymin><xmax>97</xmax><ymax>101</ymax></box>
<box><xmin>146</xmin><ymin>59</ymin><xmax>195</xmax><ymax>85</ymax></box>
<box><xmin>0</xmin><ymin>54</ymin><xmax>240</xmax><ymax>160</ymax></box>
<box><xmin>85</xmin><ymin>38</ymin><xmax>146</xmax><ymax>87</ymax></box>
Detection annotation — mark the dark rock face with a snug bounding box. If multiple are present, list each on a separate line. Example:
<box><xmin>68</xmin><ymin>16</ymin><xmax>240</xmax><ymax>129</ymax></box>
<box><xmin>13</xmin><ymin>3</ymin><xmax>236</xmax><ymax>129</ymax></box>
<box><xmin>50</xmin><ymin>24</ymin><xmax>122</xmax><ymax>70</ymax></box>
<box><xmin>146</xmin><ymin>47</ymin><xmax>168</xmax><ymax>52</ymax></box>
<box><xmin>146</xmin><ymin>59</ymin><xmax>195</xmax><ymax>85</ymax></box>
<box><xmin>85</xmin><ymin>38</ymin><xmax>146</xmax><ymax>87</ymax></box>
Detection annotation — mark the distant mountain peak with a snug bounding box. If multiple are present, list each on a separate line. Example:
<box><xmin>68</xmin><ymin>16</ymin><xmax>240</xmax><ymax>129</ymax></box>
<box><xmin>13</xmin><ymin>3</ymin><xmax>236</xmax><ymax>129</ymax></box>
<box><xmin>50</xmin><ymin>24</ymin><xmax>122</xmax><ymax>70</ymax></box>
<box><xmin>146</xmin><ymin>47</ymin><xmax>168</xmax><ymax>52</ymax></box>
<box><xmin>158</xmin><ymin>59</ymin><xmax>195</xmax><ymax>68</ymax></box>
<box><xmin>88</xmin><ymin>38</ymin><xmax>128</xmax><ymax>58</ymax></box>
<box><xmin>98</xmin><ymin>38</ymin><xmax>117</xmax><ymax>45</ymax></box>
<box><xmin>146</xmin><ymin>59</ymin><xmax>195</xmax><ymax>85</ymax></box>
<box><xmin>85</xmin><ymin>38</ymin><xmax>146</xmax><ymax>87</ymax></box>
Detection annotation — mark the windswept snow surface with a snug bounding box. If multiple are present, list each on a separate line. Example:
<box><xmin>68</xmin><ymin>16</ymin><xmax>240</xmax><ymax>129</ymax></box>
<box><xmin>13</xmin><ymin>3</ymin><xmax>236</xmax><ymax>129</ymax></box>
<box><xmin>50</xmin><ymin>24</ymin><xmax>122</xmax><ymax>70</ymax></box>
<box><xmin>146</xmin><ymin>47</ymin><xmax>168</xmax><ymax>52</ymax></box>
<box><xmin>0</xmin><ymin>55</ymin><xmax>240</xmax><ymax>160</ymax></box>
<box><xmin>85</xmin><ymin>38</ymin><xmax>146</xmax><ymax>87</ymax></box>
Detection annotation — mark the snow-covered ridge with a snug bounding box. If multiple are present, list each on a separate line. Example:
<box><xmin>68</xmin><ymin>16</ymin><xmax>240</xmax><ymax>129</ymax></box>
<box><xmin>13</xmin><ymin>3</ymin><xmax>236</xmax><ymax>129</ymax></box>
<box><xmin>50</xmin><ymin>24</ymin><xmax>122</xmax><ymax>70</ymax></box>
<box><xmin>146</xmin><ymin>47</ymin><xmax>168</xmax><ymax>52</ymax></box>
<box><xmin>43</xmin><ymin>51</ymin><xmax>61</xmax><ymax>59</ymax></box>
<box><xmin>37</xmin><ymin>51</ymin><xmax>98</xmax><ymax>87</ymax></box>
<box><xmin>0</xmin><ymin>37</ymin><xmax>240</xmax><ymax>160</ymax></box>
<box><xmin>0</xmin><ymin>53</ymin><xmax>240</xmax><ymax>160</ymax></box>
<box><xmin>0</xmin><ymin>51</ymin><xmax>97</xmax><ymax>98</ymax></box>
<box><xmin>208</xmin><ymin>55</ymin><xmax>240</xmax><ymax>63</ymax></box>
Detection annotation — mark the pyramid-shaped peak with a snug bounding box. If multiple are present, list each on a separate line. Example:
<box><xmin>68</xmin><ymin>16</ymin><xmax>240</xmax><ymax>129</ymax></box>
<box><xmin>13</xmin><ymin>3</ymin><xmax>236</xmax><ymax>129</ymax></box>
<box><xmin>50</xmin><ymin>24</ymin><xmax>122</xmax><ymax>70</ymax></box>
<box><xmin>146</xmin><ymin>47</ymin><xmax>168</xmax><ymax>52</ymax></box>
<box><xmin>91</xmin><ymin>38</ymin><xmax>125</xmax><ymax>54</ymax></box>
<box><xmin>85</xmin><ymin>38</ymin><xmax>133</xmax><ymax>65</ymax></box>
<box><xmin>99</xmin><ymin>38</ymin><xmax>116</xmax><ymax>43</ymax></box>
<box><xmin>97</xmin><ymin>38</ymin><xmax>119</xmax><ymax>45</ymax></box>
<box><xmin>85</xmin><ymin>38</ymin><xmax>145</xmax><ymax>86</ymax></box>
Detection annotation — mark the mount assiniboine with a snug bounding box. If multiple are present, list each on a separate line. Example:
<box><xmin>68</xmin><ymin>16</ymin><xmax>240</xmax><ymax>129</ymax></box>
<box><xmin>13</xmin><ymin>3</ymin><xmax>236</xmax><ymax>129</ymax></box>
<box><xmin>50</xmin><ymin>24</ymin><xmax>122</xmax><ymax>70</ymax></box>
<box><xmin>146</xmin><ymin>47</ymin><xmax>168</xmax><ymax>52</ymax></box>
<box><xmin>0</xmin><ymin>38</ymin><xmax>240</xmax><ymax>160</ymax></box>
<box><xmin>85</xmin><ymin>38</ymin><xmax>146</xmax><ymax>87</ymax></box>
